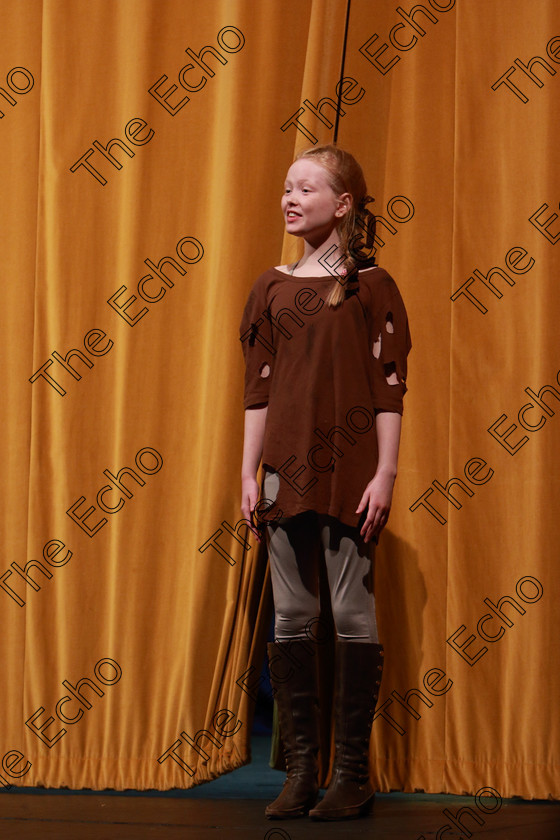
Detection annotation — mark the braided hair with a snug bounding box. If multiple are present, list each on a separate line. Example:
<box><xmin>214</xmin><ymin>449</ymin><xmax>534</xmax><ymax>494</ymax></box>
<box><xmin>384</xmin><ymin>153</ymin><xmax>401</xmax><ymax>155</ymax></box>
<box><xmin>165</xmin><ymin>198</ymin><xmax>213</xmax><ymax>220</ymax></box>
<box><xmin>296</xmin><ymin>144</ymin><xmax>377</xmax><ymax>307</ymax></box>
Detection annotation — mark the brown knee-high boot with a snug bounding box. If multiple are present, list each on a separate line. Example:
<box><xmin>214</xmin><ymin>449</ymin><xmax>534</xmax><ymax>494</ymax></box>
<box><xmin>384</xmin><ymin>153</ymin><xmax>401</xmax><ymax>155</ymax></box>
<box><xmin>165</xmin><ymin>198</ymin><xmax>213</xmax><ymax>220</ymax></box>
<box><xmin>265</xmin><ymin>639</ymin><xmax>321</xmax><ymax>819</ymax></box>
<box><xmin>309</xmin><ymin>641</ymin><xmax>383</xmax><ymax>821</ymax></box>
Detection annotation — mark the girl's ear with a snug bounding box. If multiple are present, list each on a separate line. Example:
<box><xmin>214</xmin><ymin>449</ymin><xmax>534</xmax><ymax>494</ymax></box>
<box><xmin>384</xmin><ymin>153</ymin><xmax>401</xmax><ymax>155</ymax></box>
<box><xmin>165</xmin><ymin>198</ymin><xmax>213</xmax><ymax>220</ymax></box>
<box><xmin>335</xmin><ymin>192</ymin><xmax>353</xmax><ymax>218</ymax></box>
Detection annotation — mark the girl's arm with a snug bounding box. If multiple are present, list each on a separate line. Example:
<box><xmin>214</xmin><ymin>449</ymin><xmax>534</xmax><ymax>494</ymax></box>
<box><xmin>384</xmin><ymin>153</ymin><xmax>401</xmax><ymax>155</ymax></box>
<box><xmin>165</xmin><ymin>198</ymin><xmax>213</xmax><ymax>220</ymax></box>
<box><xmin>356</xmin><ymin>409</ymin><xmax>402</xmax><ymax>543</ymax></box>
<box><xmin>241</xmin><ymin>404</ymin><xmax>268</xmax><ymax>526</ymax></box>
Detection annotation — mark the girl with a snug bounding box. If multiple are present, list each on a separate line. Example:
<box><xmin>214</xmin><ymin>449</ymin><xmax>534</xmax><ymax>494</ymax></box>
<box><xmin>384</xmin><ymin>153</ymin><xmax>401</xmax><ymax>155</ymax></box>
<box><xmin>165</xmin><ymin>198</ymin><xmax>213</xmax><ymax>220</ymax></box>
<box><xmin>239</xmin><ymin>145</ymin><xmax>411</xmax><ymax>821</ymax></box>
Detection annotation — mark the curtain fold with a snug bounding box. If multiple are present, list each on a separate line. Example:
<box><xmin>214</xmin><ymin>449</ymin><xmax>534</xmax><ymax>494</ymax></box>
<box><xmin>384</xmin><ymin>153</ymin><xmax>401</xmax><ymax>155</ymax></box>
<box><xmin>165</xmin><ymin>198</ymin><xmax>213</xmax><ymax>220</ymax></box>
<box><xmin>1</xmin><ymin>0</ymin><xmax>558</xmax><ymax>798</ymax></box>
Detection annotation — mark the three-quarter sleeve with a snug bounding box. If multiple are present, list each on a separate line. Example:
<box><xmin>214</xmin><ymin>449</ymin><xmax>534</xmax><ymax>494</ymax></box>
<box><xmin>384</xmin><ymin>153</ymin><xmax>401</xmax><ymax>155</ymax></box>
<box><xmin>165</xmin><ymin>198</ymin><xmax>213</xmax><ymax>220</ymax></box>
<box><xmin>362</xmin><ymin>272</ymin><xmax>412</xmax><ymax>414</ymax></box>
<box><xmin>239</xmin><ymin>275</ymin><xmax>276</xmax><ymax>409</ymax></box>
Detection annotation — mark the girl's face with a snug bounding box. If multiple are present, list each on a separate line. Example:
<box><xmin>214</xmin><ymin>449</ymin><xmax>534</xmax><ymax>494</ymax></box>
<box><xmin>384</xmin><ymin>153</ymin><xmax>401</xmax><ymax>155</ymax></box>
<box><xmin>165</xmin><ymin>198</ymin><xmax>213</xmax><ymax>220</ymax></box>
<box><xmin>281</xmin><ymin>159</ymin><xmax>349</xmax><ymax>243</ymax></box>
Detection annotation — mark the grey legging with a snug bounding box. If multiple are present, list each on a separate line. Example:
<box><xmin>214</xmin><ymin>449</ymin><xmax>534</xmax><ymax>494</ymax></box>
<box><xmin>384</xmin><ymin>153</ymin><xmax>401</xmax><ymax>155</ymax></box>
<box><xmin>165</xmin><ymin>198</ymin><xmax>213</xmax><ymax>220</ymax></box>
<box><xmin>264</xmin><ymin>473</ymin><xmax>379</xmax><ymax>644</ymax></box>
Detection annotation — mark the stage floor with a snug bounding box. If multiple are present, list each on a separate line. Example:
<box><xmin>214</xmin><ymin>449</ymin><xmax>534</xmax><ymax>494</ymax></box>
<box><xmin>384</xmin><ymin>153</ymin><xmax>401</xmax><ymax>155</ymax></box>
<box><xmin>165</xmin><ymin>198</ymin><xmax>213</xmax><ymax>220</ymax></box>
<box><xmin>2</xmin><ymin>737</ymin><xmax>559</xmax><ymax>839</ymax></box>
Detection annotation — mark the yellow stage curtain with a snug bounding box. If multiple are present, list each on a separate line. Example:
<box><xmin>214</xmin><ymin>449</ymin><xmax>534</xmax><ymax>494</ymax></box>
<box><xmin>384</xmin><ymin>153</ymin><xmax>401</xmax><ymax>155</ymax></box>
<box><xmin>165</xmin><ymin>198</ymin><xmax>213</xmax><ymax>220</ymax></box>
<box><xmin>1</xmin><ymin>0</ymin><xmax>558</xmax><ymax>798</ymax></box>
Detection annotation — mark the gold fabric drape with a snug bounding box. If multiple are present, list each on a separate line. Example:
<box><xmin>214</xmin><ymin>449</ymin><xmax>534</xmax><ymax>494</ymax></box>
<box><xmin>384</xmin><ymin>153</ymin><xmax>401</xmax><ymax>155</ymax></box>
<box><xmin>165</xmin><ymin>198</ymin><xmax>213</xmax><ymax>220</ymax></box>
<box><xmin>1</xmin><ymin>0</ymin><xmax>558</xmax><ymax>798</ymax></box>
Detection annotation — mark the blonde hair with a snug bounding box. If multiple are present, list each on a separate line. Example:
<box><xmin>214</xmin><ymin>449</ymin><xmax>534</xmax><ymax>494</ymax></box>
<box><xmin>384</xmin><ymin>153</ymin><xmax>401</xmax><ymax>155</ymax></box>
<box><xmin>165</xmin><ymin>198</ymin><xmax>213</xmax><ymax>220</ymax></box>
<box><xmin>296</xmin><ymin>144</ymin><xmax>376</xmax><ymax>307</ymax></box>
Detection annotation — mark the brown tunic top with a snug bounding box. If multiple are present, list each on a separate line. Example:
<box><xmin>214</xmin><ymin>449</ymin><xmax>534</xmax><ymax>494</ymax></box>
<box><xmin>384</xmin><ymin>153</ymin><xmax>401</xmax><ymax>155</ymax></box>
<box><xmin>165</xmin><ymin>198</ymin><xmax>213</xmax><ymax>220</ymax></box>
<box><xmin>239</xmin><ymin>266</ymin><xmax>411</xmax><ymax>529</ymax></box>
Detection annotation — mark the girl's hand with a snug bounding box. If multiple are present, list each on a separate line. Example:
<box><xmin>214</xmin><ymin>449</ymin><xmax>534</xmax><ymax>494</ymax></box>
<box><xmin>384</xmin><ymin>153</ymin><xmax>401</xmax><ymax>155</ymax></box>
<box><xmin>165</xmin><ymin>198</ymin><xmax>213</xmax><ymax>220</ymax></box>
<box><xmin>356</xmin><ymin>467</ymin><xmax>396</xmax><ymax>543</ymax></box>
<box><xmin>241</xmin><ymin>475</ymin><xmax>262</xmax><ymax>540</ymax></box>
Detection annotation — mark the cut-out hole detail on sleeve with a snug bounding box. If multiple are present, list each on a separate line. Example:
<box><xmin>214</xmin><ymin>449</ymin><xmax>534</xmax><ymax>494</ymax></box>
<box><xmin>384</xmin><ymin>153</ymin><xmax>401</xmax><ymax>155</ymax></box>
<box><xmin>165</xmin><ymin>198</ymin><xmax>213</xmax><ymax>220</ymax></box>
<box><xmin>372</xmin><ymin>332</ymin><xmax>382</xmax><ymax>359</ymax></box>
<box><xmin>383</xmin><ymin>361</ymin><xmax>399</xmax><ymax>385</ymax></box>
<box><xmin>385</xmin><ymin>311</ymin><xmax>394</xmax><ymax>334</ymax></box>
<box><xmin>259</xmin><ymin>362</ymin><xmax>271</xmax><ymax>378</ymax></box>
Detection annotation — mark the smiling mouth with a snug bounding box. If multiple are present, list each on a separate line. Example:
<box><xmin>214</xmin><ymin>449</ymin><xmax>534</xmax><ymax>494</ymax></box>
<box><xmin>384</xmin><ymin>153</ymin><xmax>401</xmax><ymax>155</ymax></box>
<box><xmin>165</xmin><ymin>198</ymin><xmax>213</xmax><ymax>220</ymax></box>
<box><xmin>286</xmin><ymin>211</ymin><xmax>301</xmax><ymax>218</ymax></box>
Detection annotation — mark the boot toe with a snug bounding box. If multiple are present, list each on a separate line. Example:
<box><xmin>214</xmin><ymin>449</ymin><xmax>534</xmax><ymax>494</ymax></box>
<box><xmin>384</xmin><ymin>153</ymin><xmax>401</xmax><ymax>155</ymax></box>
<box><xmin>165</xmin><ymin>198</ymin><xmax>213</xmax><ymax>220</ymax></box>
<box><xmin>309</xmin><ymin>779</ymin><xmax>374</xmax><ymax>821</ymax></box>
<box><xmin>265</xmin><ymin>775</ymin><xmax>319</xmax><ymax>819</ymax></box>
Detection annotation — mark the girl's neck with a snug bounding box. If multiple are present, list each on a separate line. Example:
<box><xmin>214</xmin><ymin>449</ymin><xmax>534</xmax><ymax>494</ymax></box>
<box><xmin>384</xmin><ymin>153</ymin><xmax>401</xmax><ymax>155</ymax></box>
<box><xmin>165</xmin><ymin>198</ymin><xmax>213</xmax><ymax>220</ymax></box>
<box><xmin>291</xmin><ymin>233</ymin><xmax>343</xmax><ymax>276</ymax></box>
